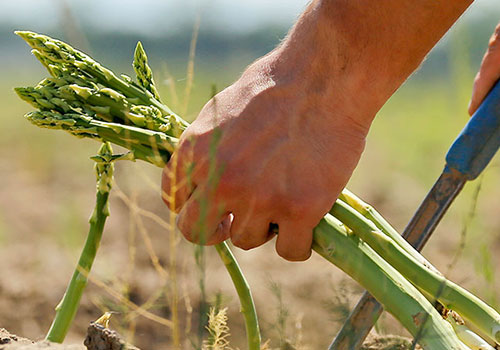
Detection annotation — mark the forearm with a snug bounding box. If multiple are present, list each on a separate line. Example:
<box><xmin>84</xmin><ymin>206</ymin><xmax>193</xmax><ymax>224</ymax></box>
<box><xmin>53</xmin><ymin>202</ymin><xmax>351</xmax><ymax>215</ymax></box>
<box><xmin>273</xmin><ymin>0</ymin><xmax>473</xmax><ymax>124</ymax></box>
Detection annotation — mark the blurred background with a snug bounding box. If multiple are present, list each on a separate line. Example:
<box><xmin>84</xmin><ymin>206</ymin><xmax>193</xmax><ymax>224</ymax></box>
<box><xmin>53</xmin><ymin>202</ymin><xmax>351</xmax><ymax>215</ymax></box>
<box><xmin>0</xmin><ymin>1</ymin><xmax>499</xmax><ymax>349</ymax></box>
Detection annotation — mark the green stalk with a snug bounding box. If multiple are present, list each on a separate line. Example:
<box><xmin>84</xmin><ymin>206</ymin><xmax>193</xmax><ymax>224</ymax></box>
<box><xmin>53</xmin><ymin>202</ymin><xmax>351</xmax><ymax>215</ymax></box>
<box><xmin>24</xmin><ymin>111</ymin><xmax>175</xmax><ymax>167</ymax></box>
<box><xmin>133</xmin><ymin>41</ymin><xmax>162</xmax><ymax>102</ymax></box>
<box><xmin>46</xmin><ymin>143</ymin><xmax>114</xmax><ymax>343</ymax></box>
<box><xmin>214</xmin><ymin>242</ymin><xmax>261</xmax><ymax>350</ymax></box>
<box><xmin>15</xmin><ymin>31</ymin><xmax>188</xmax><ymax>130</ymax></box>
<box><xmin>313</xmin><ymin>214</ymin><xmax>470</xmax><ymax>350</ymax></box>
<box><xmin>339</xmin><ymin>189</ymin><xmax>439</xmax><ymax>273</ymax></box>
<box><xmin>331</xmin><ymin>200</ymin><xmax>500</xmax><ymax>344</ymax></box>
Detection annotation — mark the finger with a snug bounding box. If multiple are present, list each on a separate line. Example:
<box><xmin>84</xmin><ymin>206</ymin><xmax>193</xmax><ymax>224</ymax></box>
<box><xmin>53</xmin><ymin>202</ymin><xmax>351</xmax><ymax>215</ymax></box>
<box><xmin>176</xmin><ymin>186</ymin><xmax>231</xmax><ymax>245</ymax></box>
<box><xmin>275</xmin><ymin>221</ymin><xmax>313</xmax><ymax>262</ymax></box>
<box><xmin>469</xmin><ymin>24</ymin><xmax>500</xmax><ymax>115</ymax></box>
<box><xmin>230</xmin><ymin>212</ymin><xmax>274</xmax><ymax>250</ymax></box>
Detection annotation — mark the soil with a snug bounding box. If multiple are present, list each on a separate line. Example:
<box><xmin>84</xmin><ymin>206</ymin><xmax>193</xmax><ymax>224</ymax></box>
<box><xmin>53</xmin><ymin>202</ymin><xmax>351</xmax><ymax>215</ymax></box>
<box><xmin>0</xmin><ymin>328</ymin><xmax>83</xmax><ymax>350</ymax></box>
<box><xmin>0</xmin><ymin>324</ymin><xmax>138</xmax><ymax>350</ymax></box>
<box><xmin>1</xmin><ymin>327</ymin><xmax>420</xmax><ymax>350</ymax></box>
<box><xmin>0</xmin><ymin>147</ymin><xmax>498</xmax><ymax>349</ymax></box>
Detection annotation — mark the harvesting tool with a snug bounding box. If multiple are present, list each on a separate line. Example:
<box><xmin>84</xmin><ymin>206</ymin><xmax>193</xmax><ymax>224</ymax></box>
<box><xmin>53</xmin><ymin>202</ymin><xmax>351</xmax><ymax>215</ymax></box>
<box><xmin>329</xmin><ymin>79</ymin><xmax>500</xmax><ymax>350</ymax></box>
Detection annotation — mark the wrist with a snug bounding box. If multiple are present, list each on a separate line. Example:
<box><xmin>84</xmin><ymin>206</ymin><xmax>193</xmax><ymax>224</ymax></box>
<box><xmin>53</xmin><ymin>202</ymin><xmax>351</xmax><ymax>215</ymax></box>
<box><xmin>265</xmin><ymin>0</ymin><xmax>472</xmax><ymax>127</ymax></box>
<box><xmin>268</xmin><ymin>0</ymin><xmax>379</xmax><ymax>127</ymax></box>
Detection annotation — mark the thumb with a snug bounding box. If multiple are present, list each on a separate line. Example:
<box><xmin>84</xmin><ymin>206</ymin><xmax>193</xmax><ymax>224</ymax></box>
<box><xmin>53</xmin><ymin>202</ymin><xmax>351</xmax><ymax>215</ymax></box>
<box><xmin>468</xmin><ymin>23</ymin><xmax>500</xmax><ymax>116</ymax></box>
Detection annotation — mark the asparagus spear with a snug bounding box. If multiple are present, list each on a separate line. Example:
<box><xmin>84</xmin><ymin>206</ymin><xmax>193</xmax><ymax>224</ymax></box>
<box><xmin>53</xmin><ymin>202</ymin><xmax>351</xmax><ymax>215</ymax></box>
<box><xmin>46</xmin><ymin>142</ymin><xmax>115</xmax><ymax>343</ymax></box>
<box><xmin>313</xmin><ymin>214</ymin><xmax>470</xmax><ymax>350</ymax></box>
<box><xmin>15</xmin><ymin>31</ymin><xmax>189</xmax><ymax>133</ymax></box>
<box><xmin>331</xmin><ymin>200</ymin><xmax>500</xmax><ymax>344</ymax></box>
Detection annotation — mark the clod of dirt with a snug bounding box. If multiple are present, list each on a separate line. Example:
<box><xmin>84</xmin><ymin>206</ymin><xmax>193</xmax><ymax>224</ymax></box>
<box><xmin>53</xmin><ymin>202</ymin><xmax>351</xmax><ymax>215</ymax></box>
<box><xmin>84</xmin><ymin>323</ymin><xmax>140</xmax><ymax>350</ymax></box>
<box><xmin>0</xmin><ymin>328</ymin><xmax>32</xmax><ymax>347</ymax></box>
<box><xmin>0</xmin><ymin>324</ymin><xmax>141</xmax><ymax>350</ymax></box>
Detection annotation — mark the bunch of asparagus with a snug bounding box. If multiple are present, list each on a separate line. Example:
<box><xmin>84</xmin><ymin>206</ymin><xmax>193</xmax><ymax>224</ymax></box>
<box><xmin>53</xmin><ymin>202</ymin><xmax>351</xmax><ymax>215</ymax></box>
<box><xmin>15</xmin><ymin>31</ymin><xmax>500</xmax><ymax>350</ymax></box>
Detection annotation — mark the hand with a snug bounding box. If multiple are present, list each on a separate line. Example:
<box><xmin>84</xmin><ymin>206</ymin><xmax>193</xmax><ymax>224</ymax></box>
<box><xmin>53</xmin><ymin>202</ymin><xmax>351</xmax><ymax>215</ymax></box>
<box><xmin>161</xmin><ymin>51</ymin><xmax>369</xmax><ymax>261</ymax></box>
<box><xmin>161</xmin><ymin>0</ymin><xmax>472</xmax><ymax>261</ymax></box>
<box><xmin>469</xmin><ymin>23</ymin><xmax>500</xmax><ymax>115</ymax></box>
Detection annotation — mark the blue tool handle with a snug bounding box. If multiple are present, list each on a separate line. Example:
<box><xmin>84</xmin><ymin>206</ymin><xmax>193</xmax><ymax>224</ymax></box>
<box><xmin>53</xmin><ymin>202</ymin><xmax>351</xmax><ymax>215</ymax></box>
<box><xmin>445</xmin><ymin>79</ymin><xmax>500</xmax><ymax>180</ymax></box>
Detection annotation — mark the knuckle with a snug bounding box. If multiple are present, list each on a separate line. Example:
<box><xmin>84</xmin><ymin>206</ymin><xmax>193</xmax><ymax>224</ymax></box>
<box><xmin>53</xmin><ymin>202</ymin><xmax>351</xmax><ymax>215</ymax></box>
<box><xmin>286</xmin><ymin>201</ymin><xmax>308</xmax><ymax>218</ymax></box>
<box><xmin>231</xmin><ymin>236</ymin><xmax>257</xmax><ymax>251</ymax></box>
<box><xmin>276</xmin><ymin>246</ymin><xmax>311</xmax><ymax>262</ymax></box>
<box><xmin>489</xmin><ymin>26</ymin><xmax>500</xmax><ymax>49</ymax></box>
<box><xmin>276</xmin><ymin>194</ymin><xmax>326</xmax><ymax>222</ymax></box>
<box><xmin>178</xmin><ymin>221</ymin><xmax>206</xmax><ymax>245</ymax></box>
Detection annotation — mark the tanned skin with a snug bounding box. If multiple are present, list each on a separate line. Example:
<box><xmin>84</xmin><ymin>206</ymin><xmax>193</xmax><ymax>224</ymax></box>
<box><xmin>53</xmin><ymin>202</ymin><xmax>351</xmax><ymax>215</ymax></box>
<box><xmin>162</xmin><ymin>0</ymin><xmax>499</xmax><ymax>261</ymax></box>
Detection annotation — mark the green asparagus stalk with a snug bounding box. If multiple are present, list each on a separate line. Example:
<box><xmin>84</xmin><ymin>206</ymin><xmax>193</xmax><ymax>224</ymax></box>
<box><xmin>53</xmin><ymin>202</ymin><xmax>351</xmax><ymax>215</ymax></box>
<box><xmin>15</xmin><ymin>31</ymin><xmax>186</xmax><ymax>123</ymax></box>
<box><xmin>331</xmin><ymin>200</ymin><xmax>500</xmax><ymax>344</ymax></box>
<box><xmin>46</xmin><ymin>142</ymin><xmax>114</xmax><ymax>342</ymax></box>
<box><xmin>24</xmin><ymin>110</ymin><xmax>174</xmax><ymax>167</ymax></box>
<box><xmin>338</xmin><ymin>189</ymin><xmax>440</xmax><ymax>274</ymax></box>
<box><xmin>446</xmin><ymin>311</ymin><xmax>496</xmax><ymax>350</ymax></box>
<box><xmin>313</xmin><ymin>214</ymin><xmax>470</xmax><ymax>350</ymax></box>
<box><xmin>214</xmin><ymin>243</ymin><xmax>261</xmax><ymax>350</ymax></box>
<box><xmin>133</xmin><ymin>41</ymin><xmax>162</xmax><ymax>102</ymax></box>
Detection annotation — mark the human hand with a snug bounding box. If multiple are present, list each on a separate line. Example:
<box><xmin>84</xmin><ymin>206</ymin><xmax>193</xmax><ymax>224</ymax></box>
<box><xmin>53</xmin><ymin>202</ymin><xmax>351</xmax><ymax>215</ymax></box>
<box><xmin>161</xmin><ymin>0</ymin><xmax>472</xmax><ymax>261</ymax></box>
<box><xmin>469</xmin><ymin>23</ymin><xmax>500</xmax><ymax>115</ymax></box>
<box><xmin>161</xmin><ymin>50</ymin><xmax>370</xmax><ymax>261</ymax></box>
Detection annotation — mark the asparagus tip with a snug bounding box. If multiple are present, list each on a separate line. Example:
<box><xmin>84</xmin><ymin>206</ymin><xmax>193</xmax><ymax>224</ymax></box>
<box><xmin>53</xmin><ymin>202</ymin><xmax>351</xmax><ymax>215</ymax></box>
<box><xmin>14</xmin><ymin>30</ymin><xmax>35</xmax><ymax>41</ymax></box>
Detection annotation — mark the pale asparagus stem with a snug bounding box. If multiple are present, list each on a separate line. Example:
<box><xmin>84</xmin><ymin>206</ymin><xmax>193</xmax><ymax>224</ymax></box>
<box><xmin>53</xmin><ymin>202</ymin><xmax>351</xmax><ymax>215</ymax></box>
<box><xmin>15</xmin><ymin>84</ymin><xmax>179</xmax><ymax>157</ymax></box>
<box><xmin>214</xmin><ymin>242</ymin><xmax>261</xmax><ymax>350</ymax></box>
<box><xmin>339</xmin><ymin>189</ymin><xmax>439</xmax><ymax>274</ymax></box>
<box><xmin>46</xmin><ymin>142</ymin><xmax>114</xmax><ymax>343</ymax></box>
<box><xmin>331</xmin><ymin>200</ymin><xmax>500</xmax><ymax>345</ymax></box>
<box><xmin>134</xmin><ymin>41</ymin><xmax>162</xmax><ymax>102</ymax></box>
<box><xmin>24</xmin><ymin>111</ymin><xmax>175</xmax><ymax>167</ymax></box>
<box><xmin>313</xmin><ymin>214</ymin><xmax>470</xmax><ymax>350</ymax></box>
<box><xmin>446</xmin><ymin>312</ymin><xmax>496</xmax><ymax>350</ymax></box>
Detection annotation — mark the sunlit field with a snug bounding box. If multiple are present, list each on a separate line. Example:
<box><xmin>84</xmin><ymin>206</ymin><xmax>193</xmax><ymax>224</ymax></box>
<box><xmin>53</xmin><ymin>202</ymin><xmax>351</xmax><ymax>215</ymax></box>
<box><xmin>0</xmin><ymin>5</ymin><xmax>499</xmax><ymax>349</ymax></box>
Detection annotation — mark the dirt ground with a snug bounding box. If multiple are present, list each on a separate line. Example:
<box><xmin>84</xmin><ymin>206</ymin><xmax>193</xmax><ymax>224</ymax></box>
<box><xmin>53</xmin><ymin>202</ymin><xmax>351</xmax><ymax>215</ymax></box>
<box><xmin>0</xmin><ymin>328</ymin><xmax>83</xmax><ymax>350</ymax></box>
<box><xmin>0</xmin><ymin>91</ymin><xmax>499</xmax><ymax>349</ymax></box>
<box><xmin>1</xmin><ymin>153</ymin><xmax>498</xmax><ymax>349</ymax></box>
<box><xmin>0</xmin><ymin>327</ymin><xmax>420</xmax><ymax>350</ymax></box>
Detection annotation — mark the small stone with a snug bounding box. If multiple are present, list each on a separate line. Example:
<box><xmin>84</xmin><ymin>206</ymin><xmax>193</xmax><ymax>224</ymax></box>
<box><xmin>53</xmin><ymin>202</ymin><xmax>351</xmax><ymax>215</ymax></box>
<box><xmin>0</xmin><ymin>337</ymin><xmax>12</xmax><ymax>345</ymax></box>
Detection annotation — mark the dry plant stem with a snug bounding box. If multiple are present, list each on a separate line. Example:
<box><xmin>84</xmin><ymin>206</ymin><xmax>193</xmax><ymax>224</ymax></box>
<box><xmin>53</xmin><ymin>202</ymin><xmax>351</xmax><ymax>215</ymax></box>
<box><xmin>313</xmin><ymin>214</ymin><xmax>470</xmax><ymax>350</ymax></box>
<box><xmin>330</xmin><ymin>200</ymin><xmax>500</xmax><ymax>344</ymax></box>
<box><xmin>214</xmin><ymin>242</ymin><xmax>261</xmax><ymax>350</ymax></box>
<box><xmin>46</xmin><ymin>143</ymin><xmax>114</xmax><ymax>343</ymax></box>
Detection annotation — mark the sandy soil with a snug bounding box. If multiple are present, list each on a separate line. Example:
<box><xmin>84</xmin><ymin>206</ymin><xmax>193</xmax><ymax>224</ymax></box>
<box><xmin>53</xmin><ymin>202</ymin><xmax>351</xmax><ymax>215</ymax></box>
<box><xmin>0</xmin><ymin>136</ymin><xmax>498</xmax><ymax>349</ymax></box>
<box><xmin>0</xmin><ymin>328</ymin><xmax>83</xmax><ymax>350</ymax></box>
<box><xmin>1</xmin><ymin>327</ymin><xmax>420</xmax><ymax>350</ymax></box>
